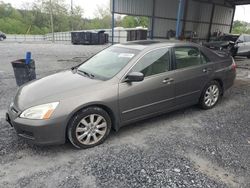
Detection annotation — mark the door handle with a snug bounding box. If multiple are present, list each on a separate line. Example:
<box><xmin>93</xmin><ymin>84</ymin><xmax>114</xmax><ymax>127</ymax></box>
<box><xmin>203</xmin><ymin>68</ymin><xmax>213</xmax><ymax>73</ymax></box>
<box><xmin>162</xmin><ymin>78</ymin><xmax>174</xmax><ymax>84</ymax></box>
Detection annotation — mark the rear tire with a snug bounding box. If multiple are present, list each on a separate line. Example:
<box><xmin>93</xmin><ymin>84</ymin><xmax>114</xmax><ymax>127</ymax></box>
<box><xmin>199</xmin><ymin>80</ymin><xmax>222</xmax><ymax>110</ymax></box>
<box><xmin>67</xmin><ymin>107</ymin><xmax>111</xmax><ymax>149</ymax></box>
<box><xmin>247</xmin><ymin>55</ymin><xmax>250</xmax><ymax>59</ymax></box>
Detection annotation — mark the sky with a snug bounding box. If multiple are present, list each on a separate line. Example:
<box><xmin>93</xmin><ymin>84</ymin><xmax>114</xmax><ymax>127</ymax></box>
<box><xmin>1</xmin><ymin>0</ymin><xmax>250</xmax><ymax>22</ymax></box>
<box><xmin>234</xmin><ymin>5</ymin><xmax>250</xmax><ymax>22</ymax></box>
<box><xmin>2</xmin><ymin>0</ymin><xmax>110</xmax><ymax>18</ymax></box>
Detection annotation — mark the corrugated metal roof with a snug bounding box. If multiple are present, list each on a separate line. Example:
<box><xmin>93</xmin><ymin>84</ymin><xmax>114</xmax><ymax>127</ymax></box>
<box><xmin>227</xmin><ymin>0</ymin><xmax>250</xmax><ymax>5</ymax></box>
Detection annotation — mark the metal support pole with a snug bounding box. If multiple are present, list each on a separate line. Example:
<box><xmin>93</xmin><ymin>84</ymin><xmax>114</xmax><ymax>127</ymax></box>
<box><xmin>150</xmin><ymin>0</ymin><xmax>156</xmax><ymax>39</ymax></box>
<box><xmin>229</xmin><ymin>6</ymin><xmax>236</xmax><ymax>33</ymax></box>
<box><xmin>71</xmin><ymin>0</ymin><xmax>74</xmax><ymax>31</ymax></box>
<box><xmin>111</xmin><ymin>0</ymin><xmax>115</xmax><ymax>45</ymax></box>
<box><xmin>182</xmin><ymin>0</ymin><xmax>189</xmax><ymax>37</ymax></box>
<box><xmin>207</xmin><ymin>3</ymin><xmax>215</xmax><ymax>42</ymax></box>
<box><xmin>176</xmin><ymin>0</ymin><xmax>185</xmax><ymax>39</ymax></box>
<box><xmin>49</xmin><ymin>0</ymin><xmax>55</xmax><ymax>43</ymax></box>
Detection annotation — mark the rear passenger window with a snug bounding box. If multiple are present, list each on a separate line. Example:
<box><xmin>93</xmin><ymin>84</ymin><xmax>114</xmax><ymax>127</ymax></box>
<box><xmin>174</xmin><ymin>47</ymin><xmax>207</xmax><ymax>69</ymax></box>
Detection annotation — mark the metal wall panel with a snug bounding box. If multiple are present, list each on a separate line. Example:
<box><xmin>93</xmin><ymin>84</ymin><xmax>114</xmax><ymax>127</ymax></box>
<box><xmin>185</xmin><ymin>22</ymin><xmax>210</xmax><ymax>39</ymax></box>
<box><xmin>186</xmin><ymin>1</ymin><xmax>212</xmax><ymax>22</ymax></box>
<box><xmin>113</xmin><ymin>0</ymin><xmax>234</xmax><ymax>40</ymax></box>
<box><xmin>154</xmin><ymin>0</ymin><xmax>179</xmax><ymax>18</ymax></box>
<box><xmin>211</xmin><ymin>24</ymin><xmax>231</xmax><ymax>34</ymax></box>
<box><xmin>113</xmin><ymin>0</ymin><xmax>153</xmax><ymax>16</ymax></box>
<box><xmin>153</xmin><ymin>18</ymin><xmax>177</xmax><ymax>37</ymax></box>
<box><xmin>212</xmin><ymin>5</ymin><xmax>234</xmax><ymax>25</ymax></box>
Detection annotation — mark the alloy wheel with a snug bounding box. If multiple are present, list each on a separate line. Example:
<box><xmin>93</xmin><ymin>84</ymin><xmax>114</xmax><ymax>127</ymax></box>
<box><xmin>204</xmin><ymin>84</ymin><xmax>220</xmax><ymax>107</ymax></box>
<box><xmin>75</xmin><ymin>114</ymin><xmax>107</xmax><ymax>145</ymax></box>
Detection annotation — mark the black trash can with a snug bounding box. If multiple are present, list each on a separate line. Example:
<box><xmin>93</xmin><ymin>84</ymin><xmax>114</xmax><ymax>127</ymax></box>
<box><xmin>11</xmin><ymin>59</ymin><xmax>36</xmax><ymax>86</ymax></box>
<box><xmin>104</xmin><ymin>33</ymin><xmax>109</xmax><ymax>43</ymax></box>
<box><xmin>90</xmin><ymin>32</ymin><xmax>99</xmax><ymax>44</ymax></box>
<box><xmin>136</xmin><ymin>29</ymin><xmax>147</xmax><ymax>40</ymax></box>
<box><xmin>83</xmin><ymin>32</ymin><xmax>92</xmax><ymax>44</ymax></box>
<box><xmin>98</xmin><ymin>30</ymin><xmax>106</xmax><ymax>44</ymax></box>
<box><xmin>127</xmin><ymin>30</ymin><xmax>137</xmax><ymax>41</ymax></box>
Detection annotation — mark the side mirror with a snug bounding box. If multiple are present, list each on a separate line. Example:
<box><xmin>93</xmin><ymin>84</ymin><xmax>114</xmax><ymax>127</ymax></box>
<box><xmin>237</xmin><ymin>40</ymin><xmax>243</xmax><ymax>44</ymax></box>
<box><xmin>125</xmin><ymin>72</ymin><xmax>144</xmax><ymax>82</ymax></box>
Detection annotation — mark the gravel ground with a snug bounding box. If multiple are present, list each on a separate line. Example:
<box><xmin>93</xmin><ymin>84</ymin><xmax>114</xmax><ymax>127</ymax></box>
<box><xmin>0</xmin><ymin>42</ymin><xmax>250</xmax><ymax>188</ymax></box>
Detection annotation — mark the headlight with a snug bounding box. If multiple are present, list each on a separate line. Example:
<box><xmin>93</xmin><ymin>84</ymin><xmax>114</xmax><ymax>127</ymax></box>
<box><xmin>20</xmin><ymin>102</ymin><xmax>59</xmax><ymax>120</ymax></box>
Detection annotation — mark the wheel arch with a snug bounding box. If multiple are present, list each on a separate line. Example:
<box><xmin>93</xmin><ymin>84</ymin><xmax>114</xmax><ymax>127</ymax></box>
<box><xmin>213</xmin><ymin>78</ymin><xmax>224</xmax><ymax>95</ymax></box>
<box><xmin>199</xmin><ymin>78</ymin><xmax>224</xmax><ymax>102</ymax></box>
<box><xmin>66</xmin><ymin>103</ymin><xmax>119</xmax><ymax>139</ymax></box>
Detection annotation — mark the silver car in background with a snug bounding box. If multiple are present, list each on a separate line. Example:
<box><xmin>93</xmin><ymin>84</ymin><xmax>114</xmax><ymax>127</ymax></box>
<box><xmin>236</xmin><ymin>34</ymin><xmax>250</xmax><ymax>58</ymax></box>
<box><xmin>6</xmin><ymin>41</ymin><xmax>236</xmax><ymax>149</ymax></box>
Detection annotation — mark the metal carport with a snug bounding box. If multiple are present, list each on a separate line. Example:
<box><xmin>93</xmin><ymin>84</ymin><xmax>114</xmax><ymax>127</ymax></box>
<box><xmin>110</xmin><ymin>0</ymin><xmax>250</xmax><ymax>43</ymax></box>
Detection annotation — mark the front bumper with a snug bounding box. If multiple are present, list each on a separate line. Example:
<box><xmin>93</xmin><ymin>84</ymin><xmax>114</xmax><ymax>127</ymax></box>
<box><xmin>6</xmin><ymin>106</ymin><xmax>67</xmax><ymax>145</ymax></box>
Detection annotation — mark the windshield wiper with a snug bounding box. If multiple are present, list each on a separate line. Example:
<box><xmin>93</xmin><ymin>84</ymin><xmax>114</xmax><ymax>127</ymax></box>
<box><xmin>77</xmin><ymin>69</ymin><xmax>95</xmax><ymax>79</ymax></box>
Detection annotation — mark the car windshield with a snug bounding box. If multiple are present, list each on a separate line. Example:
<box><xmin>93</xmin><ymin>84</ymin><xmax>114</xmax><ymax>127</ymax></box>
<box><xmin>77</xmin><ymin>46</ymin><xmax>140</xmax><ymax>80</ymax></box>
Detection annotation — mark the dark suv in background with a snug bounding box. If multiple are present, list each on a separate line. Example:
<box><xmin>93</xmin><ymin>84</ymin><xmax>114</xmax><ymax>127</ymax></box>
<box><xmin>0</xmin><ymin>31</ymin><xmax>6</xmax><ymax>41</ymax></box>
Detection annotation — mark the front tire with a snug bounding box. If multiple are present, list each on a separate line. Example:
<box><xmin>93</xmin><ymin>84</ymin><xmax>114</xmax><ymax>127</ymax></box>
<box><xmin>199</xmin><ymin>81</ymin><xmax>222</xmax><ymax>110</ymax></box>
<box><xmin>247</xmin><ymin>55</ymin><xmax>250</xmax><ymax>59</ymax></box>
<box><xmin>67</xmin><ymin>107</ymin><xmax>111</xmax><ymax>149</ymax></box>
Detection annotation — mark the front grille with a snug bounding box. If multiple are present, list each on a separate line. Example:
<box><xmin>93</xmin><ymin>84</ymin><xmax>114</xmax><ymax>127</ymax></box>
<box><xmin>17</xmin><ymin>130</ymin><xmax>34</xmax><ymax>140</ymax></box>
<box><xmin>22</xmin><ymin>130</ymin><xmax>34</xmax><ymax>137</ymax></box>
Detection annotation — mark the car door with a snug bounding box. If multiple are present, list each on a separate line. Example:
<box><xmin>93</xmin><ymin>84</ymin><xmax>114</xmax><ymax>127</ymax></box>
<box><xmin>237</xmin><ymin>35</ymin><xmax>250</xmax><ymax>56</ymax></box>
<box><xmin>173</xmin><ymin>46</ymin><xmax>214</xmax><ymax>106</ymax></box>
<box><xmin>242</xmin><ymin>35</ymin><xmax>250</xmax><ymax>56</ymax></box>
<box><xmin>118</xmin><ymin>47</ymin><xmax>176</xmax><ymax>123</ymax></box>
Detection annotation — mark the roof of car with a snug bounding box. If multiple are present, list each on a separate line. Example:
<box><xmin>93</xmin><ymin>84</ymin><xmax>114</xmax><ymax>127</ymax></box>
<box><xmin>115</xmin><ymin>40</ymin><xmax>198</xmax><ymax>51</ymax></box>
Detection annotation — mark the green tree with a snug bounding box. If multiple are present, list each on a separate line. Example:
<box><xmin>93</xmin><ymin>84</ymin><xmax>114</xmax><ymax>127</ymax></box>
<box><xmin>0</xmin><ymin>1</ymin><xmax>150</xmax><ymax>35</ymax></box>
<box><xmin>119</xmin><ymin>16</ymin><xmax>149</xmax><ymax>28</ymax></box>
<box><xmin>84</xmin><ymin>6</ymin><xmax>112</xmax><ymax>29</ymax></box>
<box><xmin>232</xmin><ymin>20</ymin><xmax>250</xmax><ymax>35</ymax></box>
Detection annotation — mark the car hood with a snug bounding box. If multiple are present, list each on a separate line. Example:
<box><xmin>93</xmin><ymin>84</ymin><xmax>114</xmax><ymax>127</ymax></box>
<box><xmin>14</xmin><ymin>70</ymin><xmax>104</xmax><ymax>110</ymax></box>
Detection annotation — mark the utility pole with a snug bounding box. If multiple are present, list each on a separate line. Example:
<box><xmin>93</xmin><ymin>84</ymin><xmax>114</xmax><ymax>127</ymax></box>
<box><xmin>71</xmin><ymin>0</ymin><xmax>74</xmax><ymax>31</ymax></box>
<box><xmin>49</xmin><ymin>0</ymin><xmax>55</xmax><ymax>43</ymax></box>
<box><xmin>111</xmin><ymin>0</ymin><xmax>115</xmax><ymax>44</ymax></box>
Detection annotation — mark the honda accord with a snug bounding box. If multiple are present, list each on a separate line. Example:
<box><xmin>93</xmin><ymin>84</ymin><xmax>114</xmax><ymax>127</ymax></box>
<box><xmin>6</xmin><ymin>41</ymin><xmax>236</xmax><ymax>149</ymax></box>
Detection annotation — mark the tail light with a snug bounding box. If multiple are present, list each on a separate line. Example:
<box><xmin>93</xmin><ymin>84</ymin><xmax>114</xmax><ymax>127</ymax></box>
<box><xmin>231</xmin><ymin>58</ymin><xmax>237</xmax><ymax>71</ymax></box>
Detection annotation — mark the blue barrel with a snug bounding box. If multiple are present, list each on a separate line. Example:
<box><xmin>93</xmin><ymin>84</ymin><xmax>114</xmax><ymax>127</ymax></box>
<box><xmin>25</xmin><ymin>52</ymin><xmax>31</xmax><ymax>64</ymax></box>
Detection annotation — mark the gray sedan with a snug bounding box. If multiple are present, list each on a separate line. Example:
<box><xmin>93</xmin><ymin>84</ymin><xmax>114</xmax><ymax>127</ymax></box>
<box><xmin>6</xmin><ymin>41</ymin><xmax>236</xmax><ymax>149</ymax></box>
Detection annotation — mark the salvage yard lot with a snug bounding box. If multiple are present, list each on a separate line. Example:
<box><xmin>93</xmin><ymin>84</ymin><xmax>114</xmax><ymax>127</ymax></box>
<box><xmin>0</xmin><ymin>42</ymin><xmax>250</xmax><ymax>188</ymax></box>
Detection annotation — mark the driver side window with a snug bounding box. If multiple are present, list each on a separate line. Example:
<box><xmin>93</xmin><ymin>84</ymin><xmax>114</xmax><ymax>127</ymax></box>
<box><xmin>132</xmin><ymin>48</ymin><xmax>170</xmax><ymax>77</ymax></box>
